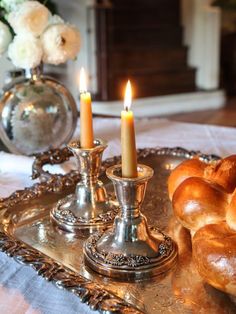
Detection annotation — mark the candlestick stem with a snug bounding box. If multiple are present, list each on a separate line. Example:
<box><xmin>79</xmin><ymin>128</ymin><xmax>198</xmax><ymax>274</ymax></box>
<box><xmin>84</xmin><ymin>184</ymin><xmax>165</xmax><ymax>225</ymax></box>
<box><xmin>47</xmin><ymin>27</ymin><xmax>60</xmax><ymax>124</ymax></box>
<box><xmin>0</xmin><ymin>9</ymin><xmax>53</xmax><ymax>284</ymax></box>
<box><xmin>51</xmin><ymin>139</ymin><xmax>118</xmax><ymax>234</ymax></box>
<box><xmin>84</xmin><ymin>164</ymin><xmax>178</xmax><ymax>280</ymax></box>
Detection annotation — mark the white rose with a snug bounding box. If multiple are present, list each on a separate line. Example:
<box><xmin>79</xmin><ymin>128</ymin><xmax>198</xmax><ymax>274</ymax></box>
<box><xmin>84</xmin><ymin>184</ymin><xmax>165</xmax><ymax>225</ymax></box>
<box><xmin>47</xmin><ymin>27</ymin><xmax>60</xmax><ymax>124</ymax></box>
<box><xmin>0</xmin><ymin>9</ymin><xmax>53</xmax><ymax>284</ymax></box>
<box><xmin>8</xmin><ymin>33</ymin><xmax>43</xmax><ymax>69</ymax></box>
<box><xmin>0</xmin><ymin>21</ymin><xmax>12</xmax><ymax>55</ymax></box>
<box><xmin>41</xmin><ymin>24</ymin><xmax>81</xmax><ymax>65</ymax></box>
<box><xmin>8</xmin><ymin>1</ymin><xmax>50</xmax><ymax>36</ymax></box>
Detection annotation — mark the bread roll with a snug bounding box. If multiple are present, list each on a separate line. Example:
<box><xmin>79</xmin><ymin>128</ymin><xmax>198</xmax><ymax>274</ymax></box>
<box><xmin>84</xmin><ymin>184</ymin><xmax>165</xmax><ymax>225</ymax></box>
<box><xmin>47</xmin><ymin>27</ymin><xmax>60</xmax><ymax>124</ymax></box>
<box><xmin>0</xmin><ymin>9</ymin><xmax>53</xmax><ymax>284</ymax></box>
<box><xmin>168</xmin><ymin>158</ymin><xmax>207</xmax><ymax>200</ymax></box>
<box><xmin>172</xmin><ymin>177</ymin><xmax>228</xmax><ymax>231</ymax></box>
<box><xmin>205</xmin><ymin>155</ymin><xmax>236</xmax><ymax>193</ymax></box>
<box><xmin>193</xmin><ymin>222</ymin><xmax>236</xmax><ymax>296</ymax></box>
<box><xmin>169</xmin><ymin>154</ymin><xmax>236</xmax><ymax>296</ymax></box>
<box><xmin>169</xmin><ymin>155</ymin><xmax>236</xmax><ymax>203</ymax></box>
<box><xmin>226</xmin><ymin>190</ymin><xmax>236</xmax><ymax>232</ymax></box>
<box><xmin>170</xmin><ymin>220</ymin><xmax>235</xmax><ymax>313</ymax></box>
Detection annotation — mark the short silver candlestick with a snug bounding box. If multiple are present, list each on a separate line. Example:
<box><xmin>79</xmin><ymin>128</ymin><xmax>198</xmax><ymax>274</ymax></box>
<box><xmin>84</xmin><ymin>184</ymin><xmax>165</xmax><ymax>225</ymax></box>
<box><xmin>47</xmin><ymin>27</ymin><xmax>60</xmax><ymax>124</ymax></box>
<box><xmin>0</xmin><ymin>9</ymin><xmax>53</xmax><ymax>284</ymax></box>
<box><xmin>84</xmin><ymin>164</ymin><xmax>178</xmax><ymax>281</ymax></box>
<box><xmin>51</xmin><ymin>139</ymin><xmax>118</xmax><ymax>234</ymax></box>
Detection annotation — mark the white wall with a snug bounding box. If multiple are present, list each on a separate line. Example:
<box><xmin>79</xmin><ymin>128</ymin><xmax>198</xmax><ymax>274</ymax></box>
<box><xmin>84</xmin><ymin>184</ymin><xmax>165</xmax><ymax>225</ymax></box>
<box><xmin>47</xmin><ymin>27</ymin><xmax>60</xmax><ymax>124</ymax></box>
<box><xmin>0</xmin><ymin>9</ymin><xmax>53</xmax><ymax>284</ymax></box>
<box><xmin>181</xmin><ymin>0</ymin><xmax>221</xmax><ymax>90</ymax></box>
<box><xmin>55</xmin><ymin>0</ymin><xmax>97</xmax><ymax>100</ymax></box>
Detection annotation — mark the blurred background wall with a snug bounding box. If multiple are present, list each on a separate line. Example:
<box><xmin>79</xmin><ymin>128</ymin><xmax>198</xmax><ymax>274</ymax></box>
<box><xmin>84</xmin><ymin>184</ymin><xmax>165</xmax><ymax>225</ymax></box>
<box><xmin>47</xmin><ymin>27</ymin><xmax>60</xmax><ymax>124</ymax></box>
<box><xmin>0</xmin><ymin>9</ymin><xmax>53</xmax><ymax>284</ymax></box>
<box><xmin>0</xmin><ymin>0</ymin><xmax>225</xmax><ymax>112</ymax></box>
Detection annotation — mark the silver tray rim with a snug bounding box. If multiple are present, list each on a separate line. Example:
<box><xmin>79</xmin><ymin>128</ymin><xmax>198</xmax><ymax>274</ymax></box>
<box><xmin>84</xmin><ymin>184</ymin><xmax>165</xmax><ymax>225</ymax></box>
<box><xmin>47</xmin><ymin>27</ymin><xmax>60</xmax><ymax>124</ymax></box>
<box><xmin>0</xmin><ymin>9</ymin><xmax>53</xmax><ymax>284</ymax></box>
<box><xmin>0</xmin><ymin>147</ymin><xmax>220</xmax><ymax>314</ymax></box>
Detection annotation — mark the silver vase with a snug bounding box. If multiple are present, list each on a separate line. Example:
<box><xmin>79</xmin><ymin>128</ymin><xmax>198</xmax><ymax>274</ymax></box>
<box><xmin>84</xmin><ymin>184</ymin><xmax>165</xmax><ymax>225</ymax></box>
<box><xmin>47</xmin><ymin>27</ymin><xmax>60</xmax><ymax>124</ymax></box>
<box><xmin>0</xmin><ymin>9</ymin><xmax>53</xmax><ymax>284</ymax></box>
<box><xmin>0</xmin><ymin>66</ymin><xmax>78</xmax><ymax>155</ymax></box>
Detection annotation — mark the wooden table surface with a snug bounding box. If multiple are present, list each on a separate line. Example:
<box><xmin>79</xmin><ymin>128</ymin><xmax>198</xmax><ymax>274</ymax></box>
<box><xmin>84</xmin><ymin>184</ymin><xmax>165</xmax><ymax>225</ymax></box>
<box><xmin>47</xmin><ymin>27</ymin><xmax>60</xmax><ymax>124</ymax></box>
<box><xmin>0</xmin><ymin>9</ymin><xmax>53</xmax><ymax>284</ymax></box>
<box><xmin>165</xmin><ymin>97</ymin><xmax>236</xmax><ymax>127</ymax></box>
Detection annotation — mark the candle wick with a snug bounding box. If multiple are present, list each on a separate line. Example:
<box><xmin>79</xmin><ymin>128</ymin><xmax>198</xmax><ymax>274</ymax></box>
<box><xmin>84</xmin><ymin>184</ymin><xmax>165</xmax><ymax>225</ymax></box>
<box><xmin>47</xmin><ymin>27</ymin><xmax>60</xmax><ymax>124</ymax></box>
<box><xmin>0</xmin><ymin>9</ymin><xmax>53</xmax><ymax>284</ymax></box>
<box><xmin>80</xmin><ymin>90</ymin><xmax>87</xmax><ymax>95</ymax></box>
<box><xmin>125</xmin><ymin>106</ymin><xmax>129</xmax><ymax>112</ymax></box>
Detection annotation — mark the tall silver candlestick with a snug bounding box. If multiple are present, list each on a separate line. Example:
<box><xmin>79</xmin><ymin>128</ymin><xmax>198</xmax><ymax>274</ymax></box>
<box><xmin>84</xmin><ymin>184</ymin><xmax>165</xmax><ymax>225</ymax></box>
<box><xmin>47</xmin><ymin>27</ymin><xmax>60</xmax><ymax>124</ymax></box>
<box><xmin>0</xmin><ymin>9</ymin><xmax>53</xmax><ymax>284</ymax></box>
<box><xmin>84</xmin><ymin>164</ymin><xmax>178</xmax><ymax>280</ymax></box>
<box><xmin>51</xmin><ymin>139</ymin><xmax>118</xmax><ymax>234</ymax></box>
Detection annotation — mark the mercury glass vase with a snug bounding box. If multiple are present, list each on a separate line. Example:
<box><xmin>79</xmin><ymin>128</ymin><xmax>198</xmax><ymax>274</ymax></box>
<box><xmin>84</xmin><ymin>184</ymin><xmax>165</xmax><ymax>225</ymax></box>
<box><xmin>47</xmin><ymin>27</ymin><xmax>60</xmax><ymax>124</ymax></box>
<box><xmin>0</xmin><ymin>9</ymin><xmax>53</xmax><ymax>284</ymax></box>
<box><xmin>0</xmin><ymin>66</ymin><xmax>78</xmax><ymax>155</ymax></box>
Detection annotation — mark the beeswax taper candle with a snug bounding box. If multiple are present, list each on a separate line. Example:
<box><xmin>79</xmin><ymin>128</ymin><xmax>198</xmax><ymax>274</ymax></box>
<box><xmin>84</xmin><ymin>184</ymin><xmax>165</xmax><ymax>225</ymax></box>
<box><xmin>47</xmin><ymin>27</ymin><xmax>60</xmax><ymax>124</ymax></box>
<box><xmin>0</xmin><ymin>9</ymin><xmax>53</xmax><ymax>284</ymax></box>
<box><xmin>121</xmin><ymin>80</ymin><xmax>138</xmax><ymax>178</ymax></box>
<box><xmin>79</xmin><ymin>68</ymin><xmax>94</xmax><ymax>148</ymax></box>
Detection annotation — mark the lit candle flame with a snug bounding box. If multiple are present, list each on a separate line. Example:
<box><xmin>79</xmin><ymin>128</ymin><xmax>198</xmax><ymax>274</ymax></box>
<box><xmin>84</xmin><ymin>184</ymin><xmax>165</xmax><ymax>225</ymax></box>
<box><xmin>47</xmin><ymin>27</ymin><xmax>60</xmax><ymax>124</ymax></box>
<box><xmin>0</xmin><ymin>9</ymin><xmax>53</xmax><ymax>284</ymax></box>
<box><xmin>124</xmin><ymin>80</ymin><xmax>132</xmax><ymax>111</ymax></box>
<box><xmin>79</xmin><ymin>67</ymin><xmax>87</xmax><ymax>93</ymax></box>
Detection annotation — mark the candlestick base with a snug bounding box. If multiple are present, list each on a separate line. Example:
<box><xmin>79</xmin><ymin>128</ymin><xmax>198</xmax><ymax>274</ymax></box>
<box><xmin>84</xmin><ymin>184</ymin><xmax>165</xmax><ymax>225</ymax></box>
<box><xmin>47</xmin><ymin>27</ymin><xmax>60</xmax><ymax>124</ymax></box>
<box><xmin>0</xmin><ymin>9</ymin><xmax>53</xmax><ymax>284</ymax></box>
<box><xmin>84</xmin><ymin>164</ymin><xmax>178</xmax><ymax>280</ymax></box>
<box><xmin>51</xmin><ymin>139</ymin><xmax>118</xmax><ymax>234</ymax></box>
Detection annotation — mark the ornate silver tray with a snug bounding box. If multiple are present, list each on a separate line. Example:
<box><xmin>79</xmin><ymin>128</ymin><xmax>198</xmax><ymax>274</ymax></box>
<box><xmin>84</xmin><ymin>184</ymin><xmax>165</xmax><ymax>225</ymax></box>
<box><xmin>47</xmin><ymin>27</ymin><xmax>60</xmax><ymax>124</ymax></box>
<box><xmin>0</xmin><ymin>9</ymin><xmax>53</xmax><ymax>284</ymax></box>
<box><xmin>1</xmin><ymin>147</ymin><xmax>235</xmax><ymax>314</ymax></box>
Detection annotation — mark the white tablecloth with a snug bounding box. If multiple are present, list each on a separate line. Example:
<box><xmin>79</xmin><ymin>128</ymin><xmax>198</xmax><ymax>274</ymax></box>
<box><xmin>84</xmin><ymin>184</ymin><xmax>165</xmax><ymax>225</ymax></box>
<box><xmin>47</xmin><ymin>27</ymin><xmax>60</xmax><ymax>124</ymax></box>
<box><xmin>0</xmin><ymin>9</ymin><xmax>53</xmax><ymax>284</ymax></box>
<box><xmin>0</xmin><ymin>117</ymin><xmax>235</xmax><ymax>314</ymax></box>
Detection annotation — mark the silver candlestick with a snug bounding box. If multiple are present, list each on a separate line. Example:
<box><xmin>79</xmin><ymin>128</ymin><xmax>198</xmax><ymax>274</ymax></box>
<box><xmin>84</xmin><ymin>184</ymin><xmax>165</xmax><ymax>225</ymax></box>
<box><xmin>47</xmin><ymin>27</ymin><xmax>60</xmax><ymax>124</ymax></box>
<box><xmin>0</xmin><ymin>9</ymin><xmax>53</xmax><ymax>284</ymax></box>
<box><xmin>51</xmin><ymin>139</ymin><xmax>118</xmax><ymax>234</ymax></box>
<box><xmin>84</xmin><ymin>164</ymin><xmax>178</xmax><ymax>280</ymax></box>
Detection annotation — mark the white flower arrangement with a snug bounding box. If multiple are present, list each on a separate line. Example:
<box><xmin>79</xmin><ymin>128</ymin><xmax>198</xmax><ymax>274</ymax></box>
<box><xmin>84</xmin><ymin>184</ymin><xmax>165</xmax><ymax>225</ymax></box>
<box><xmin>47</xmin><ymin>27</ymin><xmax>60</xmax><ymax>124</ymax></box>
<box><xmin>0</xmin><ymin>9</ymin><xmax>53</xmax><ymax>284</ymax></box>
<box><xmin>42</xmin><ymin>24</ymin><xmax>81</xmax><ymax>65</ymax></box>
<box><xmin>8</xmin><ymin>33</ymin><xmax>43</xmax><ymax>69</ymax></box>
<box><xmin>8</xmin><ymin>1</ymin><xmax>51</xmax><ymax>36</ymax></box>
<box><xmin>0</xmin><ymin>0</ymin><xmax>81</xmax><ymax>69</ymax></box>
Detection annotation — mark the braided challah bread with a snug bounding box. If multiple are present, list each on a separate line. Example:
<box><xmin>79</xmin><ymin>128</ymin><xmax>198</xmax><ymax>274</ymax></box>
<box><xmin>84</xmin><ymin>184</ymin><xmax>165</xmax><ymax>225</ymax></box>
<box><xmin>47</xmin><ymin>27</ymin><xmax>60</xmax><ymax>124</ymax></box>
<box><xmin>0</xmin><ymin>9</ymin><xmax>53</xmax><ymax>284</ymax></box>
<box><xmin>168</xmin><ymin>158</ymin><xmax>207</xmax><ymax>200</ymax></box>
<box><xmin>169</xmin><ymin>218</ymin><xmax>236</xmax><ymax>312</ymax></box>
<box><xmin>168</xmin><ymin>154</ymin><xmax>236</xmax><ymax>296</ymax></box>
<box><xmin>172</xmin><ymin>177</ymin><xmax>229</xmax><ymax>231</ymax></box>
<box><xmin>192</xmin><ymin>222</ymin><xmax>236</xmax><ymax>296</ymax></box>
<box><xmin>168</xmin><ymin>155</ymin><xmax>236</xmax><ymax>200</ymax></box>
<box><xmin>226</xmin><ymin>190</ymin><xmax>236</xmax><ymax>232</ymax></box>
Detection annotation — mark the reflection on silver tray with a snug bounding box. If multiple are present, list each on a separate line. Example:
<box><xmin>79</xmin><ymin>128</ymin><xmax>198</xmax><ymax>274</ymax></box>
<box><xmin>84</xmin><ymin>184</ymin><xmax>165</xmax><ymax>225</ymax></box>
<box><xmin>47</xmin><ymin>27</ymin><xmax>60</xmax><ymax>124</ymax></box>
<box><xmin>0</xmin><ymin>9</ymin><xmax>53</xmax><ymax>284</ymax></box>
<box><xmin>1</xmin><ymin>147</ymin><xmax>235</xmax><ymax>314</ymax></box>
